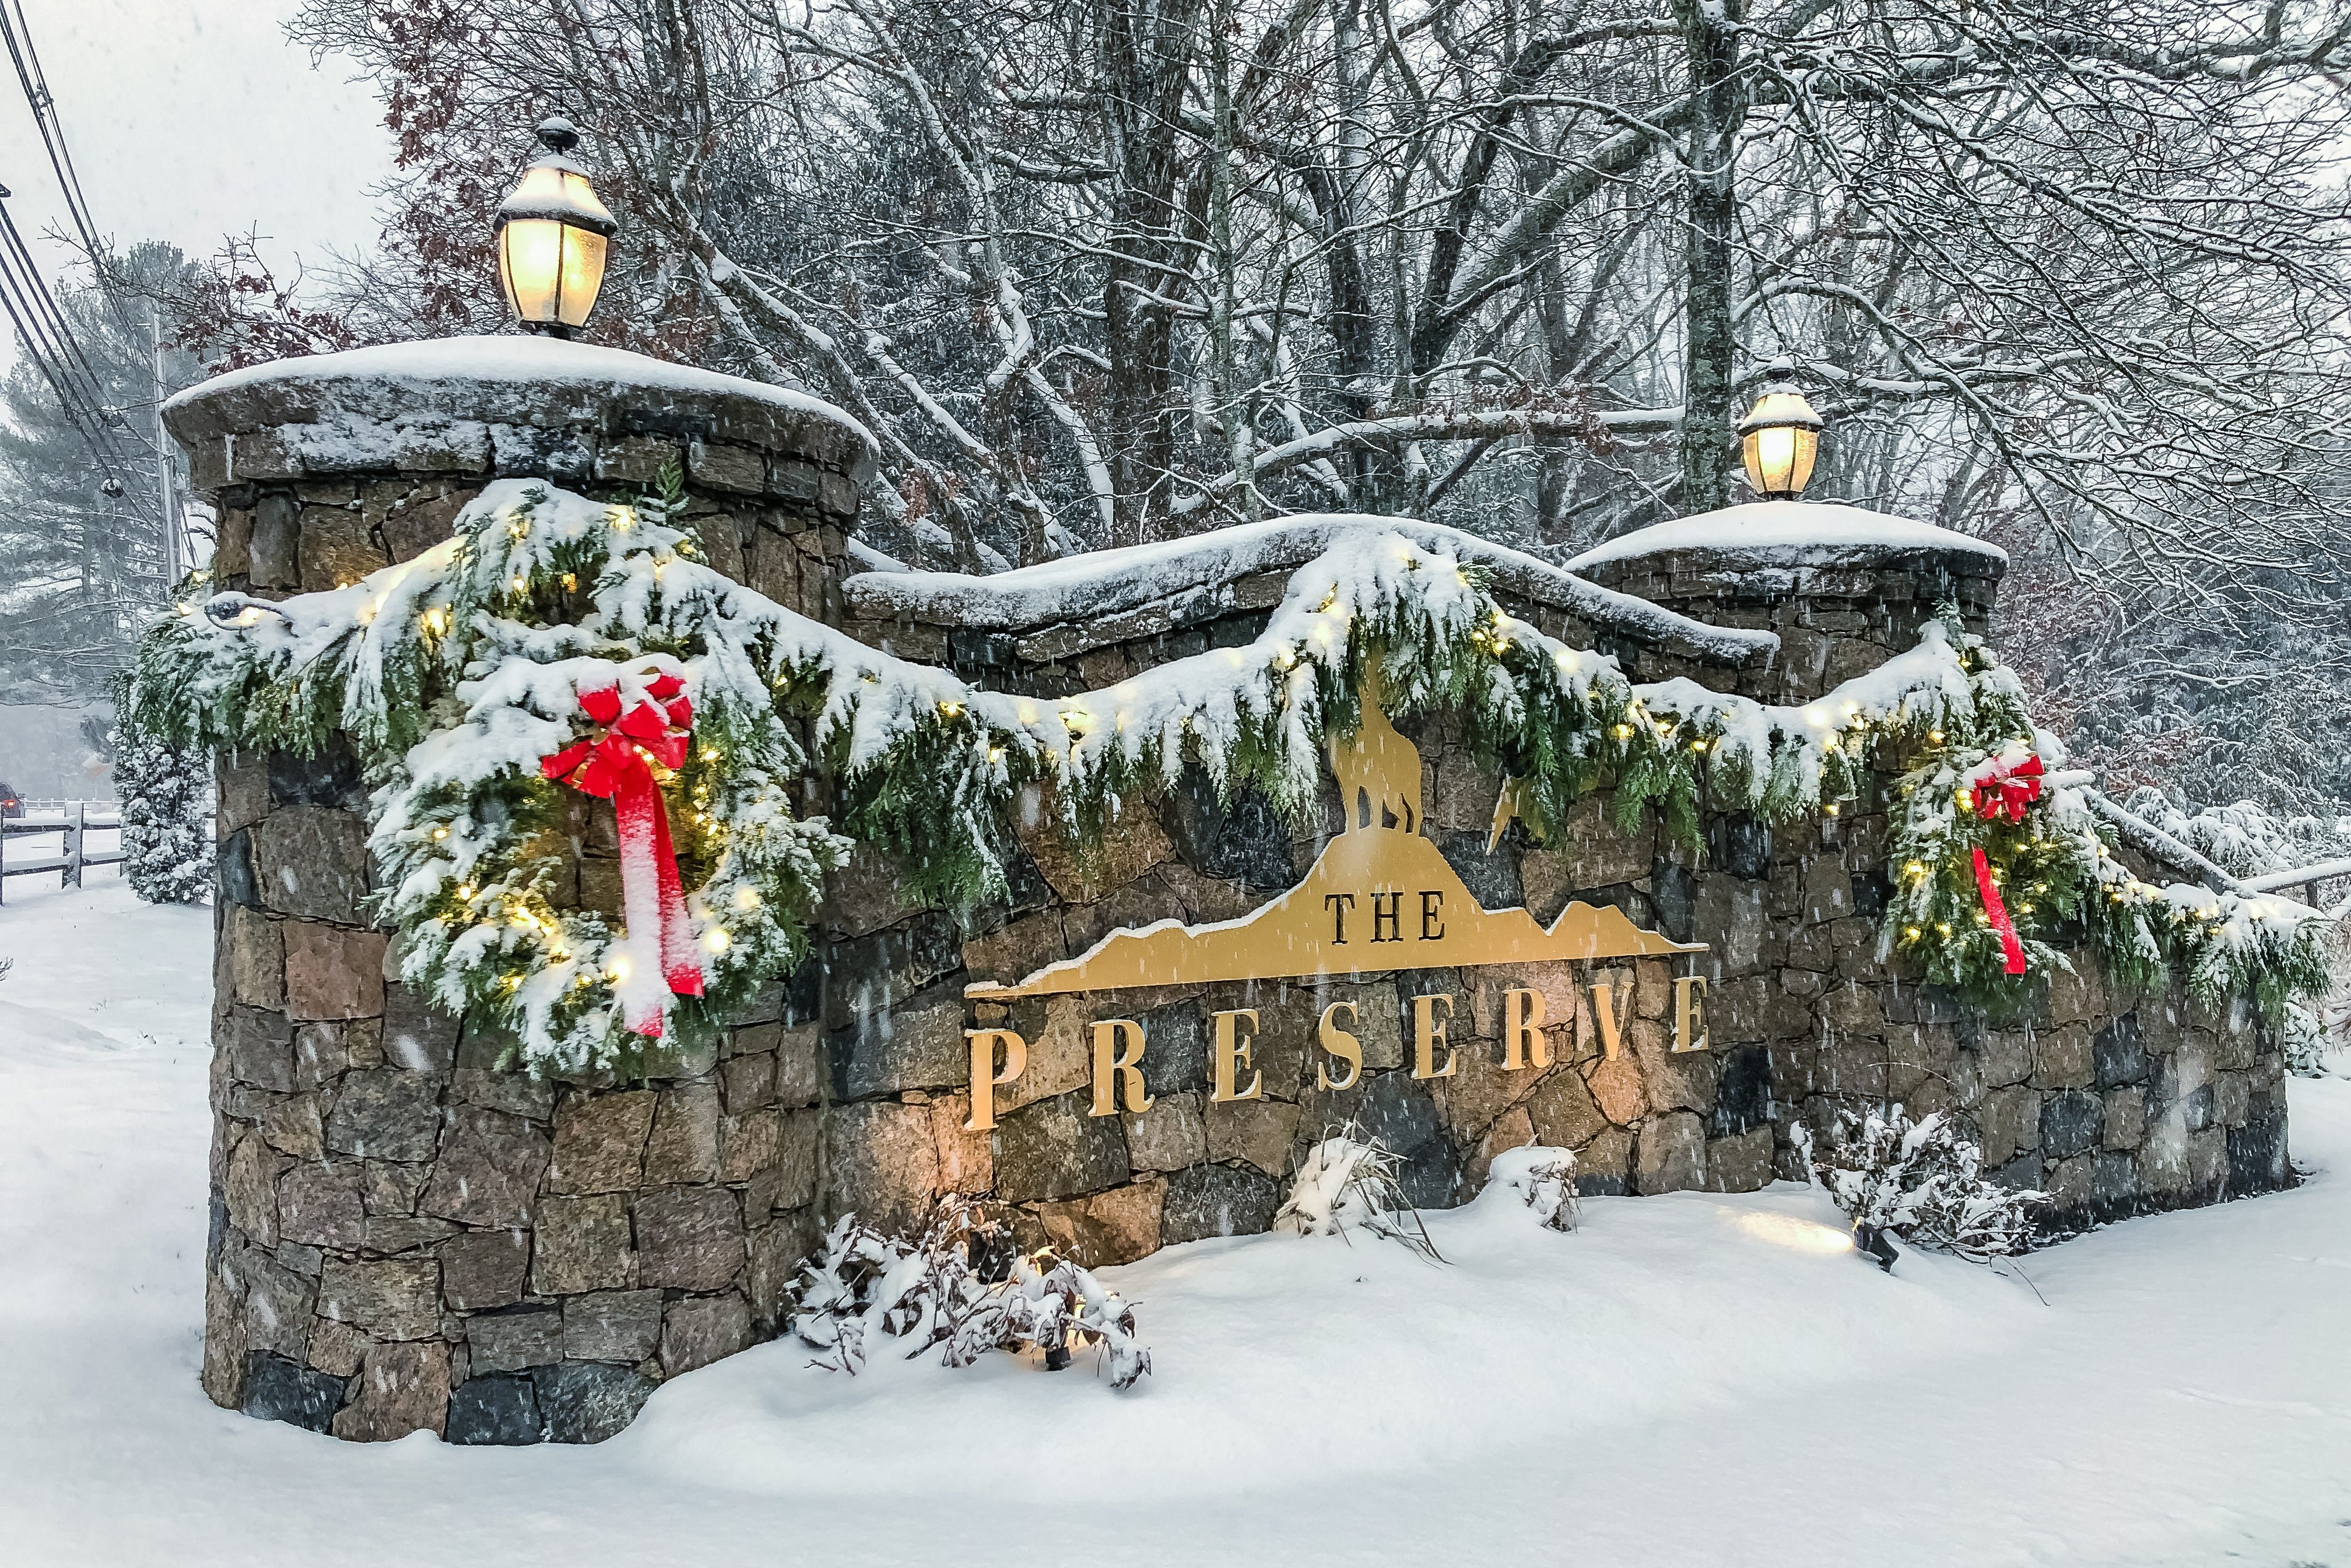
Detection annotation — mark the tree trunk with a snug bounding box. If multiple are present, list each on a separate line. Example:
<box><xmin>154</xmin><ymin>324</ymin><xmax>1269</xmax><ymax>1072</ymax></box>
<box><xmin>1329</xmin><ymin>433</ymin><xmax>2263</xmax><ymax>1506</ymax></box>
<box><xmin>1207</xmin><ymin>0</ymin><xmax>1258</xmax><ymax>522</ymax></box>
<box><xmin>1099</xmin><ymin>0</ymin><xmax>1208</xmax><ymax>543</ymax></box>
<box><xmin>1672</xmin><ymin>0</ymin><xmax>1746</xmax><ymax>514</ymax></box>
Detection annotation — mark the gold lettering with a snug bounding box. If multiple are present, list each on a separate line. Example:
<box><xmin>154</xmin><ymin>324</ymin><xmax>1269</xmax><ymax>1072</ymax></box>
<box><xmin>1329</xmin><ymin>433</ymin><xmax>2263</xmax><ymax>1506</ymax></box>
<box><xmin>1090</xmin><ymin>1019</ymin><xmax>1153</xmax><ymax>1116</ymax></box>
<box><xmin>1323</xmin><ymin>893</ymin><xmax>1356</xmax><ymax>942</ymax></box>
<box><xmin>1501</xmin><ymin>987</ymin><xmax>1551</xmax><ymax>1070</ymax></box>
<box><xmin>1211</xmin><ymin>1008</ymin><xmax>1264</xmax><ymax>1102</ymax></box>
<box><xmin>1590</xmin><ymin>977</ymin><xmax>1633</xmax><ymax>1061</ymax></box>
<box><xmin>963</xmin><ymin>1029</ymin><xmax>1027</xmax><ymax>1131</ymax></box>
<box><xmin>1673</xmin><ymin>976</ymin><xmax>1711</xmax><ymax>1054</ymax></box>
<box><xmin>1420</xmin><ymin>890</ymin><xmax>1445</xmax><ymax>939</ymax></box>
<box><xmin>1316</xmin><ymin>1001</ymin><xmax>1364</xmax><ymax>1091</ymax></box>
<box><xmin>1411</xmin><ymin>993</ymin><xmax>1457</xmax><ymax>1079</ymax></box>
<box><xmin>1370</xmin><ymin>892</ymin><xmax>1403</xmax><ymax>942</ymax></box>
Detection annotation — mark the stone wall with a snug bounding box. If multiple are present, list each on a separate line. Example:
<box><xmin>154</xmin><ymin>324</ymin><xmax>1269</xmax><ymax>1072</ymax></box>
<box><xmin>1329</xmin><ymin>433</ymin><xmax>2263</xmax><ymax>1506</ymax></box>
<box><xmin>814</xmin><ymin>517</ymin><xmax>2289</xmax><ymax>1267</ymax></box>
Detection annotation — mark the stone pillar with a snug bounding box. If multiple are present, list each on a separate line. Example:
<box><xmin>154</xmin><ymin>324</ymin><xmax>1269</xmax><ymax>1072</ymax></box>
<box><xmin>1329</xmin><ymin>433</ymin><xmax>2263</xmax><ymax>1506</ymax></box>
<box><xmin>171</xmin><ymin>337</ymin><xmax>868</xmax><ymax>1443</ymax></box>
<box><xmin>1567</xmin><ymin>499</ymin><xmax>2006</xmax><ymax>701</ymax></box>
<box><xmin>1567</xmin><ymin>500</ymin><xmax>2285</xmax><ymax>1216</ymax></box>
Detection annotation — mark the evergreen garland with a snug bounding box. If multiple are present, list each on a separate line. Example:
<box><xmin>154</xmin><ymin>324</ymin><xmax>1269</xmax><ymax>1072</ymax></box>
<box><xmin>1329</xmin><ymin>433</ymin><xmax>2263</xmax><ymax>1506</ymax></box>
<box><xmin>128</xmin><ymin>482</ymin><xmax>2333</xmax><ymax>1067</ymax></box>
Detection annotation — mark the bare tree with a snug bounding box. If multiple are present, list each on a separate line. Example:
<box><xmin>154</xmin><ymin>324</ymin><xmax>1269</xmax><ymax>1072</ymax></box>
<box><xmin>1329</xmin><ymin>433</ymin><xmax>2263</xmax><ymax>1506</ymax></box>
<box><xmin>264</xmin><ymin>0</ymin><xmax>2351</xmax><ymax>597</ymax></box>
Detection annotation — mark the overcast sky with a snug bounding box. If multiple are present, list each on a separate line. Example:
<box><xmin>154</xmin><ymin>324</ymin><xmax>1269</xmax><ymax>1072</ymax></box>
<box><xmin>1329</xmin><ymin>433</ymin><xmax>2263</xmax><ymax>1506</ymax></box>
<box><xmin>5</xmin><ymin>0</ymin><xmax>394</xmax><ymax>352</ymax></box>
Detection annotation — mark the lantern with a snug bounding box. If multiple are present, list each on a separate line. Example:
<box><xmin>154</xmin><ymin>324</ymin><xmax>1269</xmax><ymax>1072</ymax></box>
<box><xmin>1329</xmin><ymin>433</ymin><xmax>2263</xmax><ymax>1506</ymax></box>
<box><xmin>1736</xmin><ymin>385</ymin><xmax>1824</xmax><ymax>500</ymax></box>
<box><xmin>494</xmin><ymin>118</ymin><xmax>616</xmax><ymax>336</ymax></box>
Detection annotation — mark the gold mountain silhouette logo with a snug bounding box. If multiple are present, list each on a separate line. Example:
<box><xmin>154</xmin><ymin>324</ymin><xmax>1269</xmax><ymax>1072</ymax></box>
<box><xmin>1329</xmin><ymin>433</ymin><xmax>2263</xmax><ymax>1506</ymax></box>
<box><xmin>966</xmin><ymin>681</ymin><xmax>1703</xmax><ymax>1000</ymax></box>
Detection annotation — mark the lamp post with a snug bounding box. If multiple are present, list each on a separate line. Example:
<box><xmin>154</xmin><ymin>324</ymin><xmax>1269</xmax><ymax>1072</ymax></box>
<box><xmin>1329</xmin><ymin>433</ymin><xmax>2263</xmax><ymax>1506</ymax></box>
<box><xmin>494</xmin><ymin>117</ymin><xmax>616</xmax><ymax>339</ymax></box>
<box><xmin>1736</xmin><ymin>385</ymin><xmax>1824</xmax><ymax>501</ymax></box>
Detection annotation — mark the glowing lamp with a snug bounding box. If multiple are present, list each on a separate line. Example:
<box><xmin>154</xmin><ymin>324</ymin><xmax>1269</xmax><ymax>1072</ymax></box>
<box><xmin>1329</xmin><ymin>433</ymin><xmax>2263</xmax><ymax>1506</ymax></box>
<box><xmin>1736</xmin><ymin>385</ymin><xmax>1824</xmax><ymax>500</ymax></box>
<box><xmin>494</xmin><ymin>118</ymin><xmax>617</xmax><ymax>336</ymax></box>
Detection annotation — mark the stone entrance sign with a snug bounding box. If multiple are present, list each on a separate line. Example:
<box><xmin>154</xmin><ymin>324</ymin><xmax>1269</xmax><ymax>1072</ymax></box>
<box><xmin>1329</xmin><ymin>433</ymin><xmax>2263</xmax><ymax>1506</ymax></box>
<box><xmin>170</xmin><ymin>343</ymin><xmax>2290</xmax><ymax>1446</ymax></box>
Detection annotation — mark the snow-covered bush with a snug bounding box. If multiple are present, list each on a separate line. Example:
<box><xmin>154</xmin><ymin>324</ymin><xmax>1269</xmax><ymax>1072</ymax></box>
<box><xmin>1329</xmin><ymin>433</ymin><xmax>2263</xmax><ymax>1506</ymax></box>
<box><xmin>2286</xmin><ymin>997</ymin><xmax>2346</xmax><ymax>1077</ymax></box>
<box><xmin>1274</xmin><ymin>1129</ymin><xmax>1441</xmax><ymax>1258</ymax></box>
<box><xmin>1807</xmin><ymin>1106</ymin><xmax>2043</xmax><ymax>1262</ymax></box>
<box><xmin>109</xmin><ymin>701</ymin><xmax>213</xmax><ymax>906</ymax></box>
<box><xmin>1482</xmin><ymin>1144</ymin><xmax>1580</xmax><ymax>1231</ymax></box>
<box><xmin>787</xmin><ymin>1201</ymin><xmax>1150</xmax><ymax>1391</ymax></box>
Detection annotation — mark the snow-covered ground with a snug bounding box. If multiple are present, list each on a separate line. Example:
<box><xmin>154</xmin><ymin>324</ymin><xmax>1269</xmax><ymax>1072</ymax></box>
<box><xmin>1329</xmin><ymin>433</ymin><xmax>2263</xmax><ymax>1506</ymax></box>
<box><xmin>5</xmin><ymin>883</ymin><xmax>2348</xmax><ymax>1567</ymax></box>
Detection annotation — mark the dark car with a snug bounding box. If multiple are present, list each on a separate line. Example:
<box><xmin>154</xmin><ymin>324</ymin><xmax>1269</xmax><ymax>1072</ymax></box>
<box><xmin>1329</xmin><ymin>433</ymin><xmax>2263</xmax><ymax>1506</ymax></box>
<box><xmin>0</xmin><ymin>784</ymin><xmax>20</xmax><ymax>819</ymax></box>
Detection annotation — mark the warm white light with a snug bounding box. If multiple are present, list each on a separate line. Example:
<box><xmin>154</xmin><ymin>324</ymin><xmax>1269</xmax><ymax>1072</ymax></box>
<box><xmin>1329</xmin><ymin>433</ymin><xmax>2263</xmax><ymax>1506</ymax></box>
<box><xmin>1738</xmin><ymin>386</ymin><xmax>1824</xmax><ymax>500</ymax></box>
<box><xmin>1735</xmin><ymin>1212</ymin><xmax>1855</xmax><ymax>1253</ymax></box>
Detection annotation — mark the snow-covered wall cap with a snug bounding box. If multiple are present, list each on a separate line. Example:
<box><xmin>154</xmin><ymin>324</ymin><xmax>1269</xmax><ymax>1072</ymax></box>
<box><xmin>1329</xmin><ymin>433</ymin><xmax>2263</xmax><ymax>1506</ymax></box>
<box><xmin>1567</xmin><ymin>500</ymin><xmax>2008</xmax><ymax>576</ymax></box>
<box><xmin>163</xmin><ymin>335</ymin><xmax>879</xmax><ymax>487</ymax></box>
<box><xmin>848</xmin><ymin>513</ymin><xmax>1777</xmax><ymax>666</ymax></box>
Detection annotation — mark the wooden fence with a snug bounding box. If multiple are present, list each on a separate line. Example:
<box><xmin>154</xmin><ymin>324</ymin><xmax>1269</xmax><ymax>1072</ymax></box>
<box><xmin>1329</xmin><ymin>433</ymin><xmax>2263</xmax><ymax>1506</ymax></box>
<box><xmin>0</xmin><ymin>804</ymin><xmax>126</xmax><ymax>903</ymax></box>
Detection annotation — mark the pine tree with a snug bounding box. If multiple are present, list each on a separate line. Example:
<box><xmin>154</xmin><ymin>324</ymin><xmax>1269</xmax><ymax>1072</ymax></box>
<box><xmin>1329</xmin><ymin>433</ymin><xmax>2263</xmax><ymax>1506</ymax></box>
<box><xmin>110</xmin><ymin>681</ymin><xmax>212</xmax><ymax>904</ymax></box>
<box><xmin>0</xmin><ymin>243</ymin><xmax>206</xmax><ymax>704</ymax></box>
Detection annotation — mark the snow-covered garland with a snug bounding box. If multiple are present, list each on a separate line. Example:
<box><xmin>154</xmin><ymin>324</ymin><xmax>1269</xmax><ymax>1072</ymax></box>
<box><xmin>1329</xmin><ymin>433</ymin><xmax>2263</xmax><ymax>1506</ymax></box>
<box><xmin>129</xmin><ymin>478</ymin><xmax>2331</xmax><ymax>1068</ymax></box>
<box><xmin>1861</xmin><ymin>615</ymin><xmax>2332</xmax><ymax>1015</ymax></box>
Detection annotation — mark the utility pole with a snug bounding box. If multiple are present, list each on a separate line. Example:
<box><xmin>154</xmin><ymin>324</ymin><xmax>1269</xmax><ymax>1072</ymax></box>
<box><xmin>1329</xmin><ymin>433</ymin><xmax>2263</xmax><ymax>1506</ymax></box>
<box><xmin>149</xmin><ymin>302</ymin><xmax>176</xmax><ymax>583</ymax></box>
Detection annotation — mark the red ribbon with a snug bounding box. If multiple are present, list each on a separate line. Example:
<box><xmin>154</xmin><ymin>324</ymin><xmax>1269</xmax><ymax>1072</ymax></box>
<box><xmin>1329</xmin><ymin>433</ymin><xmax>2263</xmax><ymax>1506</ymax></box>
<box><xmin>541</xmin><ymin>661</ymin><xmax>706</xmax><ymax>1036</ymax></box>
<box><xmin>1971</xmin><ymin>847</ymin><xmax>2027</xmax><ymax>976</ymax></box>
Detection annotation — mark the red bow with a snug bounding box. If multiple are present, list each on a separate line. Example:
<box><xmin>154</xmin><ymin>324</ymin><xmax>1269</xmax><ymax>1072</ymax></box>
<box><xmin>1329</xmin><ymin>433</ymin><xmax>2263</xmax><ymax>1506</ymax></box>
<box><xmin>541</xmin><ymin>660</ymin><xmax>706</xmax><ymax>1036</ymax></box>
<box><xmin>1966</xmin><ymin>752</ymin><xmax>2044</xmax><ymax>824</ymax></box>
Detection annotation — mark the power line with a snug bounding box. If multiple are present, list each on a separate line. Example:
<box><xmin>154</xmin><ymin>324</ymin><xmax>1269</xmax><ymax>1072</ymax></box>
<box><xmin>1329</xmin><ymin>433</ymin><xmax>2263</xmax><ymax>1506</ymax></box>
<box><xmin>0</xmin><ymin>185</ymin><xmax>132</xmax><ymax>485</ymax></box>
<box><xmin>0</xmin><ymin>0</ymin><xmax>177</xmax><ymax>606</ymax></box>
<box><xmin>0</xmin><ymin>0</ymin><xmax>126</xmax><ymax>331</ymax></box>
